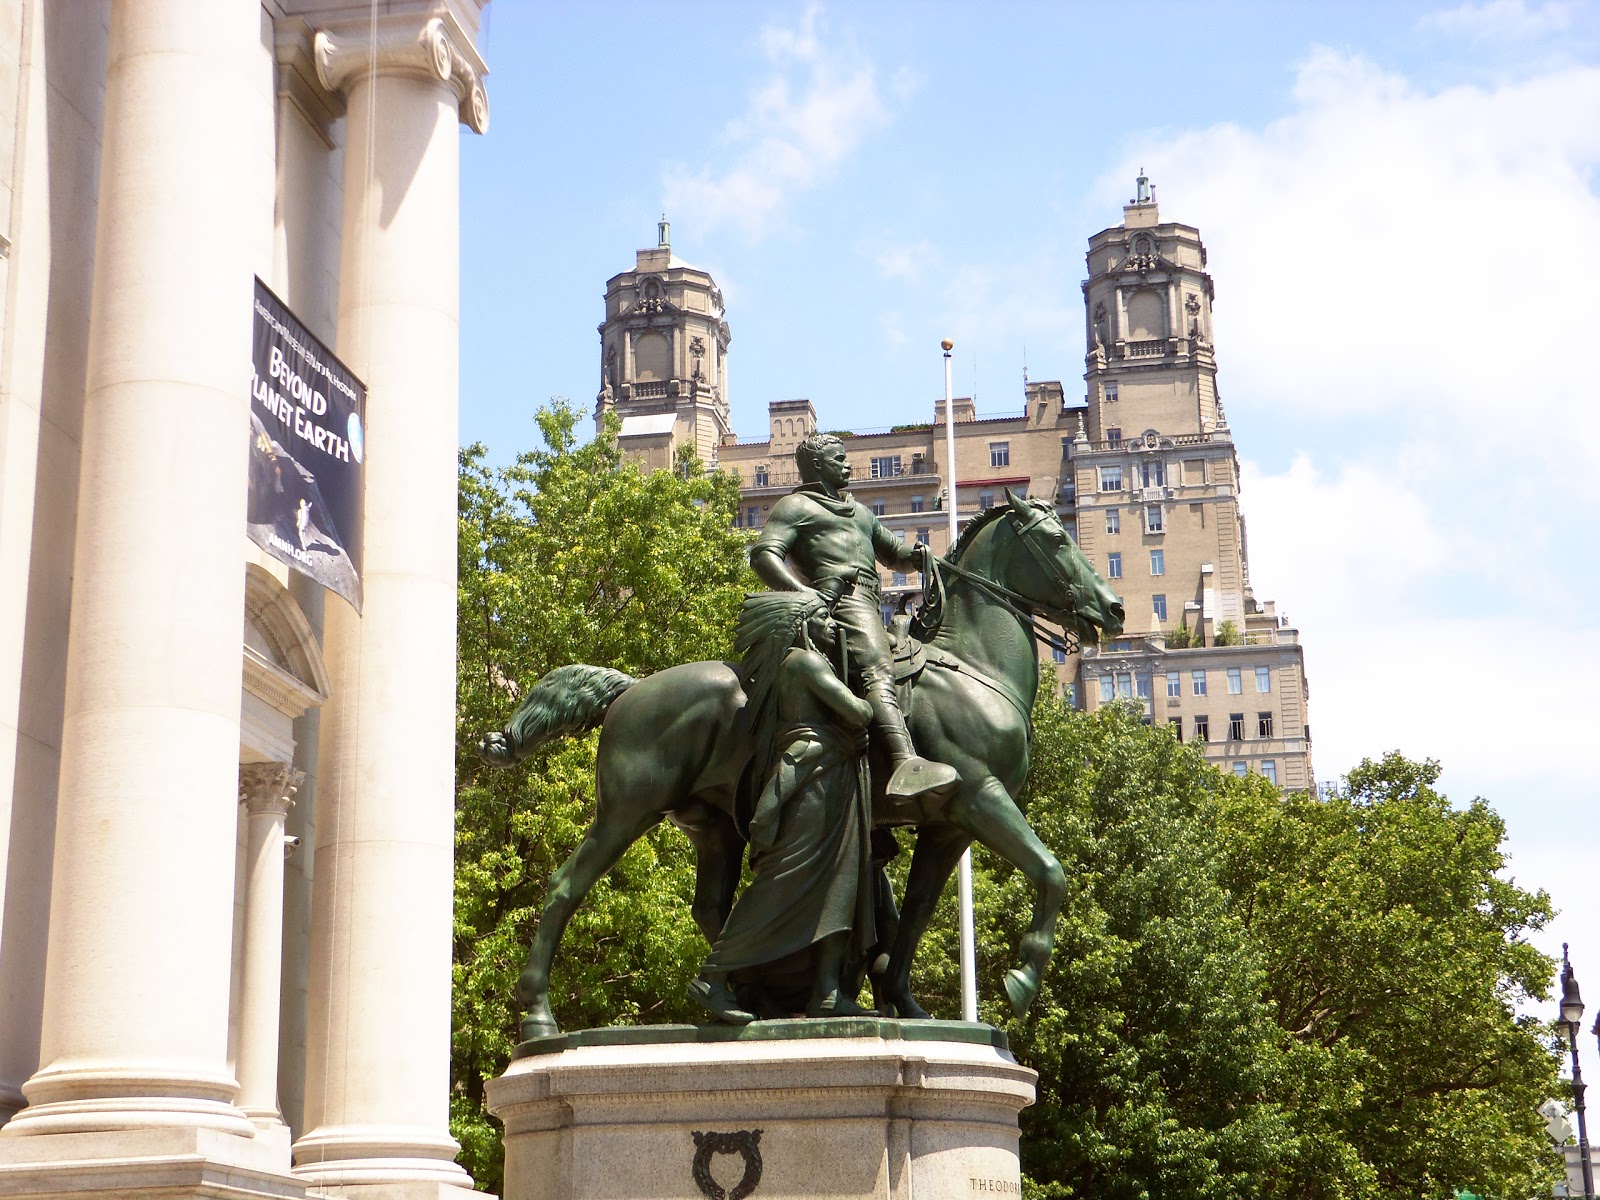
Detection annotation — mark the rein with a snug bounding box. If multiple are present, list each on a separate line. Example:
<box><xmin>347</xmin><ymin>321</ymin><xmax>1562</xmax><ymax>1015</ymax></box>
<box><xmin>935</xmin><ymin>553</ymin><xmax>1080</xmax><ymax>660</ymax></box>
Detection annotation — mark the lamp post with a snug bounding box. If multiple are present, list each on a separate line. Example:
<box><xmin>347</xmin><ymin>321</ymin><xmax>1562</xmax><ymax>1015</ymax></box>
<box><xmin>942</xmin><ymin>337</ymin><xmax>978</xmax><ymax>1024</ymax></box>
<box><xmin>1561</xmin><ymin>944</ymin><xmax>1595</xmax><ymax>1200</ymax></box>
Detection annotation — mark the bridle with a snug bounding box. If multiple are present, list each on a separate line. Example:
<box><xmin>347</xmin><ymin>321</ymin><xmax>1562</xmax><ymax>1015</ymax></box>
<box><xmin>931</xmin><ymin>507</ymin><xmax>1090</xmax><ymax>658</ymax></box>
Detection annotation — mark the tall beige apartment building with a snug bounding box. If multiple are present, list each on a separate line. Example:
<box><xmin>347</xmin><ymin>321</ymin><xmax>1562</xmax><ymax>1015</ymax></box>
<box><xmin>600</xmin><ymin>179</ymin><xmax>1313</xmax><ymax>790</ymax></box>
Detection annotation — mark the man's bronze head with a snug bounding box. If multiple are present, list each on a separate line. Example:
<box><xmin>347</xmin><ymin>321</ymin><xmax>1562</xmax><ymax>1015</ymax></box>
<box><xmin>795</xmin><ymin>432</ymin><xmax>846</xmax><ymax>483</ymax></box>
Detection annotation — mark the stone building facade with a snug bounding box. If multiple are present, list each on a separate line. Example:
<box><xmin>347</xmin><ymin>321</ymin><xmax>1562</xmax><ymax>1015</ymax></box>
<box><xmin>0</xmin><ymin>3</ymin><xmax>489</xmax><ymax>1198</ymax></box>
<box><xmin>709</xmin><ymin>179</ymin><xmax>1314</xmax><ymax>790</ymax></box>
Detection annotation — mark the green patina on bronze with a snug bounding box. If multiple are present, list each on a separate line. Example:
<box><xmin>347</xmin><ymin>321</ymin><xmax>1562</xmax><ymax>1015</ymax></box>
<box><xmin>480</xmin><ymin>435</ymin><xmax>1124</xmax><ymax>1041</ymax></box>
<box><xmin>510</xmin><ymin>1017</ymin><xmax>1011</xmax><ymax>1061</ymax></box>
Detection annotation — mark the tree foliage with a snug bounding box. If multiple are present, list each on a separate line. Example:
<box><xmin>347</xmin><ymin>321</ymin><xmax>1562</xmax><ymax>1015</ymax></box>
<box><xmin>1213</xmin><ymin>753</ymin><xmax>1562</xmax><ymax>1200</ymax></box>
<box><xmin>452</xmin><ymin>401</ymin><xmax>753</xmax><ymax>1190</ymax></box>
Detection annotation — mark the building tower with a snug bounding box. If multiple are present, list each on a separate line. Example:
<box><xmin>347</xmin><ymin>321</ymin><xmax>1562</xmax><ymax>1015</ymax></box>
<box><xmin>1067</xmin><ymin>173</ymin><xmax>1314</xmax><ymax>789</ymax></box>
<box><xmin>595</xmin><ymin>218</ymin><xmax>732</xmax><ymax>469</ymax></box>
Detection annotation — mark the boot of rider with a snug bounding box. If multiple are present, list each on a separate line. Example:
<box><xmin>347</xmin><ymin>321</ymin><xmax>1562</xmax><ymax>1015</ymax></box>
<box><xmin>867</xmin><ymin>680</ymin><xmax>959</xmax><ymax>803</ymax></box>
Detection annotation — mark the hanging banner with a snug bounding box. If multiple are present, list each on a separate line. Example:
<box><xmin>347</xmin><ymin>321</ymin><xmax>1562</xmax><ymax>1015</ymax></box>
<box><xmin>247</xmin><ymin>278</ymin><xmax>366</xmax><ymax>612</ymax></box>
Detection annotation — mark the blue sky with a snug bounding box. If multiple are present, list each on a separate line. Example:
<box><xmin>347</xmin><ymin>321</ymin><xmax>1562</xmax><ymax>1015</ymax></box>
<box><xmin>460</xmin><ymin>1</ymin><xmax>1600</xmax><ymax>1002</ymax></box>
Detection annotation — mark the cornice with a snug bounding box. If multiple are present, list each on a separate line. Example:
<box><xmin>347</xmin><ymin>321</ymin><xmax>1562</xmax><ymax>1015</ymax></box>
<box><xmin>313</xmin><ymin>11</ymin><xmax>488</xmax><ymax>134</ymax></box>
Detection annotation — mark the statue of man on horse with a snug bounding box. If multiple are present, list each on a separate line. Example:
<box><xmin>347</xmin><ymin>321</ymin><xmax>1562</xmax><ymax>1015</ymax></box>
<box><xmin>750</xmin><ymin>432</ymin><xmax>957</xmax><ymax>808</ymax></box>
<box><xmin>478</xmin><ymin>433</ymin><xmax>1124</xmax><ymax>1040</ymax></box>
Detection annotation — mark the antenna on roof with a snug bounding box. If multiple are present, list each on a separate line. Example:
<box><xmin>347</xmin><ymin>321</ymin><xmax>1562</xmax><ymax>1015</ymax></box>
<box><xmin>658</xmin><ymin>213</ymin><xmax>670</xmax><ymax>248</ymax></box>
<box><xmin>1022</xmin><ymin>341</ymin><xmax>1029</xmax><ymax>385</ymax></box>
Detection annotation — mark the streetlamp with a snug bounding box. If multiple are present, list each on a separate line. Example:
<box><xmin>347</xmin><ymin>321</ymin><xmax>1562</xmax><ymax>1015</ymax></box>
<box><xmin>1560</xmin><ymin>944</ymin><xmax>1595</xmax><ymax>1200</ymax></box>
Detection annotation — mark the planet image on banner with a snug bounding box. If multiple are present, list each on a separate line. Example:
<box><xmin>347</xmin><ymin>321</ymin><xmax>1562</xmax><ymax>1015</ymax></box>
<box><xmin>348</xmin><ymin>410</ymin><xmax>364</xmax><ymax>464</ymax></box>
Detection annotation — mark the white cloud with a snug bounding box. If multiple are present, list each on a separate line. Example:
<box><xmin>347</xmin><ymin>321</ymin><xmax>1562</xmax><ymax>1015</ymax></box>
<box><xmin>662</xmin><ymin>5</ymin><xmax>894</xmax><ymax>240</ymax></box>
<box><xmin>1100</xmin><ymin>51</ymin><xmax>1600</xmax><ymax>448</ymax></box>
<box><xmin>1417</xmin><ymin>0</ymin><xmax>1575</xmax><ymax>40</ymax></box>
<box><xmin>873</xmin><ymin>238</ymin><xmax>934</xmax><ymax>281</ymax></box>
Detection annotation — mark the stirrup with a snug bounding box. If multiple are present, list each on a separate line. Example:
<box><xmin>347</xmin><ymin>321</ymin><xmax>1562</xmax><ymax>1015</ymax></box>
<box><xmin>885</xmin><ymin>756</ymin><xmax>959</xmax><ymax>802</ymax></box>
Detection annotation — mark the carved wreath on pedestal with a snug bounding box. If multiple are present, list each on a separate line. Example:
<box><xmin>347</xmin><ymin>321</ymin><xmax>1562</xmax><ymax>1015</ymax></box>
<box><xmin>691</xmin><ymin>1129</ymin><xmax>763</xmax><ymax>1199</ymax></box>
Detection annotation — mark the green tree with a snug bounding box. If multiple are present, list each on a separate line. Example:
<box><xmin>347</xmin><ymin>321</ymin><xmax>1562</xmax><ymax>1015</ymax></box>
<box><xmin>452</xmin><ymin>401</ymin><xmax>753</xmax><ymax>1189</ymax></box>
<box><xmin>980</xmin><ymin>696</ymin><xmax>1296</xmax><ymax>1199</ymax></box>
<box><xmin>1214</xmin><ymin>755</ymin><xmax>1563</xmax><ymax>1200</ymax></box>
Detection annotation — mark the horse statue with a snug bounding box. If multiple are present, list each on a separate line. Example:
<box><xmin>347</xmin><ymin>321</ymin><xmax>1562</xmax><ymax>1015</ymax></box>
<box><xmin>478</xmin><ymin>490</ymin><xmax>1124</xmax><ymax>1039</ymax></box>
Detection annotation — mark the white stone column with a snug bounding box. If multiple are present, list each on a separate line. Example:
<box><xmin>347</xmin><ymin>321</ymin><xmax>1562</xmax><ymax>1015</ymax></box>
<box><xmin>236</xmin><ymin>763</ymin><xmax>303</xmax><ymax>1127</ymax></box>
<box><xmin>292</xmin><ymin>9</ymin><xmax>486</xmax><ymax>1192</ymax></box>
<box><xmin>1</xmin><ymin>0</ymin><xmax>268</xmax><ymax>1139</ymax></box>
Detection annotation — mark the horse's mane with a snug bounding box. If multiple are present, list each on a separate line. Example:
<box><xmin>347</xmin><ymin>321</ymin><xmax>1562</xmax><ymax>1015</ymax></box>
<box><xmin>946</xmin><ymin>504</ymin><xmax>1011</xmax><ymax>565</ymax></box>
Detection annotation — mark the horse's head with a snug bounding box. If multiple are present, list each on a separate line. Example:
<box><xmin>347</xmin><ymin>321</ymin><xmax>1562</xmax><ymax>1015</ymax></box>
<box><xmin>996</xmin><ymin>488</ymin><xmax>1124</xmax><ymax>644</ymax></box>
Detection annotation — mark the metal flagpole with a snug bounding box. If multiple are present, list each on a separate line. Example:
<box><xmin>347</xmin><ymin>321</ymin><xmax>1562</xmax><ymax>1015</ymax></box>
<box><xmin>943</xmin><ymin>338</ymin><xmax>979</xmax><ymax>1023</ymax></box>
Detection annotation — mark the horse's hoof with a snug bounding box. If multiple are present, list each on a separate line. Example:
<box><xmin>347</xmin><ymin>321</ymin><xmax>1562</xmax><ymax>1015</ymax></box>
<box><xmin>519</xmin><ymin>1013</ymin><xmax>561</xmax><ymax>1041</ymax></box>
<box><xmin>880</xmin><ymin>990</ymin><xmax>931</xmax><ymax>1020</ymax></box>
<box><xmin>1003</xmin><ymin>968</ymin><xmax>1035</xmax><ymax>1018</ymax></box>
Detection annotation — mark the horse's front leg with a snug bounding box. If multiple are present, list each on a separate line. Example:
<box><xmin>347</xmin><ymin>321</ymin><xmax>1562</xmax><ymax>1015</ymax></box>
<box><xmin>878</xmin><ymin>820</ymin><xmax>971</xmax><ymax>1019</ymax></box>
<box><xmin>958</xmin><ymin>776</ymin><xmax>1066</xmax><ymax>1017</ymax></box>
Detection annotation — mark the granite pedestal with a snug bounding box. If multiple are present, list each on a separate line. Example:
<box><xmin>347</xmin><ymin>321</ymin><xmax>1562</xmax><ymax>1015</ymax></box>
<box><xmin>485</xmin><ymin>1019</ymin><xmax>1035</xmax><ymax>1200</ymax></box>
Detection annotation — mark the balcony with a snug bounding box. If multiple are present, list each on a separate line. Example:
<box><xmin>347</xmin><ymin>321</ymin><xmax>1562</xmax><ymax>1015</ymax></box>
<box><xmin>1126</xmin><ymin>339</ymin><xmax>1165</xmax><ymax>358</ymax></box>
<box><xmin>633</xmin><ymin>380</ymin><xmax>669</xmax><ymax>398</ymax></box>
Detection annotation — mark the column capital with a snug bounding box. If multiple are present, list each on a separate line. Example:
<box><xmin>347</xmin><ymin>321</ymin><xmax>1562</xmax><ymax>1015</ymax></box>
<box><xmin>239</xmin><ymin>762</ymin><xmax>305</xmax><ymax>817</ymax></box>
<box><xmin>312</xmin><ymin>11</ymin><xmax>488</xmax><ymax>134</ymax></box>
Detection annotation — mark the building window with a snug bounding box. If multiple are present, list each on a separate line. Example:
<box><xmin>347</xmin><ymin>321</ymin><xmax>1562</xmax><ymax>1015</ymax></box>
<box><xmin>1262</xmin><ymin>760</ymin><xmax>1277</xmax><ymax>784</ymax></box>
<box><xmin>1051</xmin><ymin>644</ymin><xmax>1067</xmax><ymax>664</ymax></box>
<box><xmin>1256</xmin><ymin>667</ymin><xmax>1271</xmax><ymax>692</ymax></box>
<box><xmin>1117</xmin><ymin>673</ymin><xmax>1133</xmax><ymax>699</ymax></box>
<box><xmin>978</xmin><ymin>490</ymin><xmax>995</xmax><ymax>509</ymax></box>
<box><xmin>872</xmin><ymin>499</ymin><xmax>887</xmax><ymax>517</ymax></box>
<box><xmin>746</xmin><ymin>506</ymin><xmax>760</xmax><ymax>527</ymax></box>
<box><xmin>1168</xmin><ymin>716</ymin><xmax>1183</xmax><ymax>741</ymax></box>
<box><xmin>1258</xmin><ymin>711</ymin><xmax>1274</xmax><ymax>738</ymax></box>
<box><xmin>1061</xmin><ymin>436</ymin><xmax>1072</xmax><ymax>456</ymax></box>
<box><xmin>1107</xmin><ymin>427</ymin><xmax>1122</xmax><ymax>446</ymax></box>
<box><xmin>1064</xmin><ymin>682</ymin><xmax>1077</xmax><ymax>708</ymax></box>
<box><xmin>1099</xmin><ymin>676</ymin><xmax>1114</xmax><ymax>703</ymax></box>
<box><xmin>870</xmin><ymin>455</ymin><xmax>902</xmax><ymax>479</ymax></box>
<box><xmin>1149</xmin><ymin>549</ymin><xmax>1164</xmax><ymax>576</ymax></box>
<box><xmin>1191</xmin><ymin>670</ymin><xmax>1207</xmax><ymax>696</ymax></box>
<box><xmin>916</xmin><ymin>527</ymin><xmax>930</xmax><ymax>545</ymax></box>
<box><xmin>989</xmin><ymin>442</ymin><xmax>1010</xmax><ymax>467</ymax></box>
<box><xmin>1140</xmin><ymin>460</ymin><xmax>1166</xmax><ymax>487</ymax></box>
<box><xmin>1135</xmin><ymin>674</ymin><xmax>1151</xmax><ymax>700</ymax></box>
<box><xmin>1194</xmin><ymin>714</ymin><xmax>1209</xmax><ymax>742</ymax></box>
<box><xmin>1229</xmin><ymin>713</ymin><xmax>1246</xmax><ymax>740</ymax></box>
<box><xmin>911</xmin><ymin>453</ymin><xmax>926</xmax><ymax>474</ymax></box>
<box><xmin>1227</xmin><ymin>668</ymin><xmax>1243</xmax><ymax>694</ymax></box>
<box><xmin>1152</xmin><ymin>594</ymin><xmax>1167</xmax><ymax>622</ymax></box>
<box><xmin>1232</xmin><ymin>761</ymin><xmax>1248</xmax><ymax>778</ymax></box>
<box><xmin>1099</xmin><ymin>466</ymin><xmax>1123</xmax><ymax>491</ymax></box>
<box><xmin>1145</xmin><ymin>505</ymin><xmax>1164</xmax><ymax>534</ymax></box>
<box><xmin>880</xmin><ymin>603</ymin><xmax>894</xmax><ymax>626</ymax></box>
<box><xmin>1105</xmin><ymin>382</ymin><xmax>1119</xmax><ymax>403</ymax></box>
<box><xmin>892</xmin><ymin>571</ymin><xmax>908</xmax><ymax>587</ymax></box>
<box><xmin>1106</xmin><ymin>509</ymin><xmax>1120</xmax><ymax>534</ymax></box>
<box><xmin>911</xmin><ymin>495</ymin><xmax>925</xmax><ymax>513</ymax></box>
<box><xmin>753</xmin><ymin>465</ymin><xmax>769</xmax><ymax>486</ymax></box>
<box><xmin>1167</xmin><ymin>671</ymin><xmax>1181</xmax><ymax>699</ymax></box>
<box><xmin>1107</xmin><ymin>552</ymin><xmax>1122</xmax><ymax>579</ymax></box>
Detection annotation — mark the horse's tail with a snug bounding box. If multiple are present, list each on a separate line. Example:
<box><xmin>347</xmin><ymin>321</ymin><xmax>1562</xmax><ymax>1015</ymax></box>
<box><xmin>479</xmin><ymin>664</ymin><xmax>638</xmax><ymax>766</ymax></box>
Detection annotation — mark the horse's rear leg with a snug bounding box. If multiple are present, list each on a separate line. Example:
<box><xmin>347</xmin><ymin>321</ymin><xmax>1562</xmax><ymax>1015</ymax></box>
<box><xmin>516</xmin><ymin>807</ymin><xmax>662</xmax><ymax>1039</ymax></box>
<box><xmin>879</xmin><ymin>822</ymin><xmax>971</xmax><ymax>1020</ymax></box>
<box><xmin>678</xmin><ymin>806</ymin><xmax>744</xmax><ymax>945</ymax></box>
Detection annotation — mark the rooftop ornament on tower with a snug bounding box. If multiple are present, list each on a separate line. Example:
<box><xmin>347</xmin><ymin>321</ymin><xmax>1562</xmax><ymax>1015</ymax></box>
<box><xmin>1133</xmin><ymin>168</ymin><xmax>1153</xmax><ymax>206</ymax></box>
<box><xmin>658</xmin><ymin>212</ymin><xmax>670</xmax><ymax>249</ymax></box>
